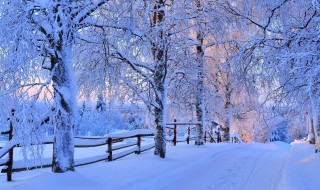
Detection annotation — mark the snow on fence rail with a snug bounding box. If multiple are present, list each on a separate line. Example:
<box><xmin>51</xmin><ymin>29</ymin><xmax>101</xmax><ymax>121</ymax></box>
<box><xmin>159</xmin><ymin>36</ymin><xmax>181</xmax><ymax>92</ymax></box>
<box><xmin>0</xmin><ymin>129</ymin><xmax>155</xmax><ymax>181</ymax></box>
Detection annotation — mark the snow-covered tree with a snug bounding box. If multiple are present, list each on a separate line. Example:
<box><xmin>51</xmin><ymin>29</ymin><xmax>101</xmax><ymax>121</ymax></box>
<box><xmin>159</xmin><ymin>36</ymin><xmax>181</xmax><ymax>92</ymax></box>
<box><xmin>225</xmin><ymin>0</ymin><xmax>320</xmax><ymax>148</ymax></box>
<box><xmin>96</xmin><ymin>94</ymin><xmax>106</xmax><ymax>112</ymax></box>
<box><xmin>193</xmin><ymin>0</ymin><xmax>205</xmax><ymax>145</ymax></box>
<box><xmin>0</xmin><ymin>0</ymin><xmax>110</xmax><ymax>172</ymax></box>
<box><xmin>100</xmin><ymin>0</ymin><xmax>190</xmax><ymax>158</ymax></box>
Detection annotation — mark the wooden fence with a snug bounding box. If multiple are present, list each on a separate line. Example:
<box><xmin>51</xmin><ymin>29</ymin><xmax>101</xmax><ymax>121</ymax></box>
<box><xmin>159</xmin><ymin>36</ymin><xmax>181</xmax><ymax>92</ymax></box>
<box><xmin>0</xmin><ymin>128</ymin><xmax>154</xmax><ymax>182</ymax></box>
<box><xmin>166</xmin><ymin>119</ymin><xmax>222</xmax><ymax>145</ymax></box>
<box><xmin>0</xmin><ymin>119</ymin><xmax>228</xmax><ymax>182</ymax></box>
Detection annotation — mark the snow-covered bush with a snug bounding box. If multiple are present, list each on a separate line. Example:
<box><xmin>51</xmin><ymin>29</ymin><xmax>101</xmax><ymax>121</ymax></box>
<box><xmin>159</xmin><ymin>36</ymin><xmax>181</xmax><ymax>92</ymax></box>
<box><xmin>77</xmin><ymin>109</ymin><xmax>120</xmax><ymax>136</ymax></box>
<box><xmin>76</xmin><ymin>102</ymin><xmax>145</xmax><ymax>136</ymax></box>
<box><xmin>287</xmin><ymin>119</ymin><xmax>307</xmax><ymax>142</ymax></box>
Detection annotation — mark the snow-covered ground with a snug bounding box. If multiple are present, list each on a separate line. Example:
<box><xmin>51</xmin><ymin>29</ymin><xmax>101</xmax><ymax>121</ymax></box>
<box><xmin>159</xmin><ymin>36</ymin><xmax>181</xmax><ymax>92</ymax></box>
<box><xmin>1</xmin><ymin>141</ymin><xmax>320</xmax><ymax>190</ymax></box>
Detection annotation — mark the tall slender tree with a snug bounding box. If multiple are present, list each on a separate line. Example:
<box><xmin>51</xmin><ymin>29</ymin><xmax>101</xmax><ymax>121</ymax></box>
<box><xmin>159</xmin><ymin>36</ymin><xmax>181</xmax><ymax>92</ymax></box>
<box><xmin>194</xmin><ymin>0</ymin><xmax>205</xmax><ymax>145</ymax></box>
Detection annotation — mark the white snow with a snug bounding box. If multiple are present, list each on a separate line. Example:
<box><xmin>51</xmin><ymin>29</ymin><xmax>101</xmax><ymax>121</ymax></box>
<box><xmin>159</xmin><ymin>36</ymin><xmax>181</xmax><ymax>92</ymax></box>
<box><xmin>112</xmin><ymin>146</ymin><xmax>138</xmax><ymax>160</ymax></box>
<box><xmin>284</xmin><ymin>140</ymin><xmax>320</xmax><ymax>190</ymax></box>
<box><xmin>1</xmin><ymin>141</ymin><xmax>320</xmax><ymax>190</ymax></box>
<box><xmin>0</xmin><ymin>139</ymin><xmax>17</xmax><ymax>158</ymax></box>
<box><xmin>58</xmin><ymin>86</ymin><xmax>71</xmax><ymax>102</ymax></box>
<box><xmin>106</xmin><ymin>129</ymin><xmax>154</xmax><ymax>138</ymax></box>
<box><xmin>0</xmin><ymin>157</ymin><xmax>8</xmax><ymax>167</ymax></box>
<box><xmin>230</xmin><ymin>130</ymin><xmax>244</xmax><ymax>143</ymax></box>
<box><xmin>112</xmin><ymin>141</ymin><xmax>137</xmax><ymax>151</ymax></box>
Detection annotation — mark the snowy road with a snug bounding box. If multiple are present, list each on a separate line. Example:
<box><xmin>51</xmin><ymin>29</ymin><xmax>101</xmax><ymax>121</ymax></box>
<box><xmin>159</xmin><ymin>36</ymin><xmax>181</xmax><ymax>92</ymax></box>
<box><xmin>138</xmin><ymin>143</ymin><xmax>290</xmax><ymax>190</ymax></box>
<box><xmin>5</xmin><ymin>141</ymin><xmax>319</xmax><ymax>190</ymax></box>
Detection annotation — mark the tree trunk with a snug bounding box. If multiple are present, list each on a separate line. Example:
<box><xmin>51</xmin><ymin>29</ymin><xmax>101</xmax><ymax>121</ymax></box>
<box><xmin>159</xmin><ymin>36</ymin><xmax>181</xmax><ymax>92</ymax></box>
<box><xmin>307</xmin><ymin>113</ymin><xmax>315</xmax><ymax>144</ymax></box>
<box><xmin>152</xmin><ymin>0</ymin><xmax>167</xmax><ymax>158</ymax></box>
<box><xmin>195</xmin><ymin>98</ymin><xmax>204</xmax><ymax>145</ymax></box>
<box><xmin>194</xmin><ymin>0</ymin><xmax>204</xmax><ymax>146</ymax></box>
<box><xmin>312</xmin><ymin>103</ymin><xmax>320</xmax><ymax>153</ymax></box>
<box><xmin>222</xmin><ymin>118</ymin><xmax>230</xmax><ymax>142</ymax></box>
<box><xmin>51</xmin><ymin>46</ymin><xmax>76</xmax><ymax>172</ymax></box>
<box><xmin>309</xmin><ymin>90</ymin><xmax>320</xmax><ymax>152</ymax></box>
<box><xmin>222</xmin><ymin>83</ymin><xmax>232</xmax><ymax>142</ymax></box>
<box><xmin>153</xmin><ymin>75</ymin><xmax>167</xmax><ymax>158</ymax></box>
<box><xmin>154</xmin><ymin>104</ymin><xmax>166</xmax><ymax>158</ymax></box>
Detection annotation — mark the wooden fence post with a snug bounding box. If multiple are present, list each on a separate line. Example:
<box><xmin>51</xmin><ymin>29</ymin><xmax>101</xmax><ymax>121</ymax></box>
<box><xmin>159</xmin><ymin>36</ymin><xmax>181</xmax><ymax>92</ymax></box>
<box><xmin>187</xmin><ymin>127</ymin><xmax>190</xmax><ymax>144</ymax></box>
<box><xmin>7</xmin><ymin>110</ymin><xmax>14</xmax><ymax>182</ymax></box>
<box><xmin>107</xmin><ymin>138</ymin><xmax>113</xmax><ymax>161</ymax></box>
<box><xmin>210</xmin><ymin>126</ymin><xmax>214</xmax><ymax>143</ymax></box>
<box><xmin>210</xmin><ymin>133</ymin><xmax>215</xmax><ymax>143</ymax></box>
<box><xmin>136</xmin><ymin>135</ymin><xmax>141</xmax><ymax>154</ymax></box>
<box><xmin>173</xmin><ymin>119</ymin><xmax>177</xmax><ymax>146</ymax></box>
<box><xmin>217</xmin><ymin>127</ymin><xmax>221</xmax><ymax>143</ymax></box>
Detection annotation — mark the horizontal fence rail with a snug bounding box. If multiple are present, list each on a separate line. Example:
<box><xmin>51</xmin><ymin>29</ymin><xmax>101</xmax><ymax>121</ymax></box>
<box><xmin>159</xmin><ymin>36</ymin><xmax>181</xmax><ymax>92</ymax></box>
<box><xmin>165</xmin><ymin>119</ymin><xmax>222</xmax><ymax>145</ymax></box>
<box><xmin>0</xmin><ymin>129</ymin><xmax>155</xmax><ymax>181</ymax></box>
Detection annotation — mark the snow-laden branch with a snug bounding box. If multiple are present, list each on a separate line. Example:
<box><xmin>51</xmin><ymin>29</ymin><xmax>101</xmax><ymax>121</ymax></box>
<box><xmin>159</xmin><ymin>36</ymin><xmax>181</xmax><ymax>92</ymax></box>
<box><xmin>113</xmin><ymin>51</ymin><xmax>155</xmax><ymax>73</ymax></box>
<box><xmin>72</xmin><ymin>1</ymin><xmax>107</xmax><ymax>24</ymax></box>
<box><xmin>120</xmin><ymin>77</ymin><xmax>158</xmax><ymax>109</ymax></box>
<box><xmin>223</xmin><ymin>0</ymin><xmax>289</xmax><ymax>37</ymax></box>
<box><xmin>80</xmin><ymin>19</ymin><xmax>147</xmax><ymax>40</ymax></box>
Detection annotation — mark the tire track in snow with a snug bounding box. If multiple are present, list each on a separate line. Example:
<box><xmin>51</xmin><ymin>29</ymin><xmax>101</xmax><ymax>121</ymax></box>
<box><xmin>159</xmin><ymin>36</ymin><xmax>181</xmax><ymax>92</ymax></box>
<box><xmin>238</xmin><ymin>148</ymin><xmax>289</xmax><ymax>190</ymax></box>
<box><xmin>172</xmin><ymin>145</ymin><xmax>289</xmax><ymax>190</ymax></box>
<box><xmin>240</xmin><ymin>151</ymin><xmax>269</xmax><ymax>190</ymax></box>
<box><xmin>128</xmin><ymin>143</ymin><xmax>289</xmax><ymax>190</ymax></box>
<box><xmin>129</xmin><ymin>146</ymin><xmax>242</xmax><ymax>190</ymax></box>
<box><xmin>207</xmin><ymin>149</ymin><xmax>266</xmax><ymax>190</ymax></box>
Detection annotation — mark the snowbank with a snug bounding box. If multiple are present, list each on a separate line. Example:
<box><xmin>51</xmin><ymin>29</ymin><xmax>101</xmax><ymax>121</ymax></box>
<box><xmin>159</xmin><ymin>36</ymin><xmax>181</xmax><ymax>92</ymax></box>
<box><xmin>2</xmin><ymin>141</ymin><xmax>320</xmax><ymax>190</ymax></box>
<box><xmin>284</xmin><ymin>141</ymin><xmax>320</xmax><ymax>190</ymax></box>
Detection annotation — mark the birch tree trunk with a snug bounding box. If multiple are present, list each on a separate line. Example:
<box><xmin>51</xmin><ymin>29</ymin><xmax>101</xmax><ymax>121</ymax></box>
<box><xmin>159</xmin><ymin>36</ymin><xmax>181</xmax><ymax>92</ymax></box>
<box><xmin>309</xmin><ymin>83</ymin><xmax>320</xmax><ymax>152</ymax></box>
<box><xmin>222</xmin><ymin>82</ymin><xmax>231</xmax><ymax>142</ymax></box>
<box><xmin>307</xmin><ymin>112</ymin><xmax>315</xmax><ymax>144</ymax></box>
<box><xmin>154</xmin><ymin>95</ymin><xmax>167</xmax><ymax>158</ymax></box>
<box><xmin>311</xmin><ymin>103</ymin><xmax>320</xmax><ymax>153</ymax></box>
<box><xmin>194</xmin><ymin>0</ymin><xmax>204</xmax><ymax>145</ymax></box>
<box><xmin>51</xmin><ymin>46</ymin><xmax>77</xmax><ymax>172</ymax></box>
<box><xmin>50</xmin><ymin>1</ymin><xmax>77</xmax><ymax>172</ymax></box>
<box><xmin>152</xmin><ymin>0</ymin><xmax>167</xmax><ymax>158</ymax></box>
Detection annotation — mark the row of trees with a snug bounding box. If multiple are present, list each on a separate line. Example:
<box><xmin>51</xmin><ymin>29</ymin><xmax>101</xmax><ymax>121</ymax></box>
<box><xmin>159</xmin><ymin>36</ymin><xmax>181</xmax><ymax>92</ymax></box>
<box><xmin>225</xmin><ymin>0</ymin><xmax>320</xmax><ymax>151</ymax></box>
<box><xmin>0</xmin><ymin>0</ymin><xmax>319</xmax><ymax>173</ymax></box>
